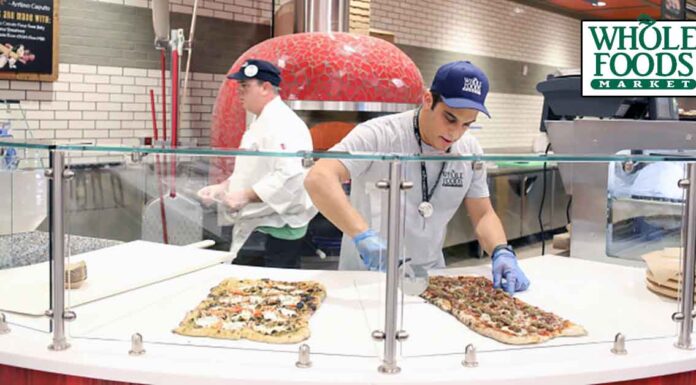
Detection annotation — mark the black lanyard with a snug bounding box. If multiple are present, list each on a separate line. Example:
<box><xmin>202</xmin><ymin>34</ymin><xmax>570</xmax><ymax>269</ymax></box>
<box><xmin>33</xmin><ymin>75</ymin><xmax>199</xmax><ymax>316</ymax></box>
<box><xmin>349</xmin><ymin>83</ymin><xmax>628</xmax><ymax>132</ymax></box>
<box><xmin>413</xmin><ymin>108</ymin><xmax>447</xmax><ymax>203</ymax></box>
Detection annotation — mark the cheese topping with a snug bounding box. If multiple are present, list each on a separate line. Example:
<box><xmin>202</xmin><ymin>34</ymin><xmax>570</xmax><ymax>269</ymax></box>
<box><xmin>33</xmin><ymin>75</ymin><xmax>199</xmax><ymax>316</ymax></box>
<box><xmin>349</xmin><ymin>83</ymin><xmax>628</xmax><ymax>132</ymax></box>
<box><xmin>263</xmin><ymin>311</ymin><xmax>278</xmax><ymax>321</ymax></box>
<box><xmin>195</xmin><ymin>316</ymin><xmax>220</xmax><ymax>328</ymax></box>
<box><xmin>219</xmin><ymin>295</ymin><xmax>244</xmax><ymax>305</ymax></box>
<box><xmin>239</xmin><ymin>310</ymin><xmax>253</xmax><ymax>320</ymax></box>
<box><xmin>222</xmin><ymin>321</ymin><xmax>245</xmax><ymax>331</ymax></box>
<box><xmin>279</xmin><ymin>295</ymin><xmax>300</xmax><ymax>306</ymax></box>
<box><xmin>252</xmin><ymin>323</ymin><xmax>289</xmax><ymax>335</ymax></box>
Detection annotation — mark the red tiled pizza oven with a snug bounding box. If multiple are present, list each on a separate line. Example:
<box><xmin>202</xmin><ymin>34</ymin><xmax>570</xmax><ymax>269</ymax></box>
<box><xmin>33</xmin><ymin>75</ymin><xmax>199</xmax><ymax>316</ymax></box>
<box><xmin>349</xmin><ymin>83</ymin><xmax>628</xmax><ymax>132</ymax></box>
<box><xmin>209</xmin><ymin>32</ymin><xmax>424</xmax><ymax>181</ymax></box>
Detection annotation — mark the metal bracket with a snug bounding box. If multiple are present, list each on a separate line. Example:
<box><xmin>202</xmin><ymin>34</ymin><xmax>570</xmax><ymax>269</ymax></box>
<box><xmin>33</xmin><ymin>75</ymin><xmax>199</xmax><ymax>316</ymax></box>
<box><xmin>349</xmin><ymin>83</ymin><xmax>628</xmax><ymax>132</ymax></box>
<box><xmin>130</xmin><ymin>152</ymin><xmax>145</xmax><ymax>163</ymax></box>
<box><xmin>400</xmin><ymin>181</ymin><xmax>413</xmax><ymax>190</ymax></box>
<box><xmin>678</xmin><ymin>178</ymin><xmax>690</xmax><ymax>189</ymax></box>
<box><xmin>371</xmin><ymin>330</ymin><xmax>385</xmax><ymax>341</ymax></box>
<box><xmin>375</xmin><ymin>180</ymin><xmax>390</xmax><ymax>189</ymax></box>
<box><xmin>43</xmin><ymin>168</ymin><xmax>74</xmax><ymax>179</ymax></box>
<box><xmin>295</xmin><ymin>344</ymin><xmax>312</xmax><ymax>368</ymax></box>
<box><xmin>301</xmin><ymin>158</ymin><xmax>314</xmax><ymax>168</ymax></box>
<box><xmin>462</xmin><ymin>344</ymin><xmax>478</xmax><ymax>367</ymax></box>
<box><xmin>610</xmin><ymin>333</ymin><xmax>627</xmax><ymax>355</ymax></box>
<box><xmin>377</xmin><ymin>364</ymin><xmax>400</xmax><ymax>374</ymax></box>
<box><xmin>129</xmin><ymin>333</ymin><xmax>146</xmax><ymax>356</ymax></box>
<box><xmin>672</xmin><ymin>310</ymin><xmax>696</xmax><ymax>322</ymax></box>
<box><xmin>395</xmin><ymin>330</ymin><xmax>409</xmax><ymax>341</ymax></box>
<box><xmin>297</xmin><ymin>151</ymin><xmax>315</xmax><ymax>168</ymax></box>
<box><xmin>0</xmin><ymin>313</ymin><xmax>10</xmax><ymax>335</ymax></box>
<box><xmin>48</xmin><ymin>340</ymin><xmax>70</xmax><ymax>351</ymax></box>
<box><xmin>63</xmin><ymin>310</ymin><xmax>77</xmax><ymax>322</ymax></box>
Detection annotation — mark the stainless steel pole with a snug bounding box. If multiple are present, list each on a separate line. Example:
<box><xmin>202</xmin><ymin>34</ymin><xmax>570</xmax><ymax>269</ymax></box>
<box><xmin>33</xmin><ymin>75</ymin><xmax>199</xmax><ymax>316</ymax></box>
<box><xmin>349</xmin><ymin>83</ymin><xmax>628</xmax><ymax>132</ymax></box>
<box><xmin>675</xmin><ymin>163</ymin><xmax>696</xmax><ymax>350</ymax></box>
<box><xmin>48</xmin><ymin>149</ymin><xmax>69</xmax><ymax>351</ymax></box>
<box><xmin>379</xmin><ymin>161</ymin><xmax>402</xmax><ymax>374</ymax></box>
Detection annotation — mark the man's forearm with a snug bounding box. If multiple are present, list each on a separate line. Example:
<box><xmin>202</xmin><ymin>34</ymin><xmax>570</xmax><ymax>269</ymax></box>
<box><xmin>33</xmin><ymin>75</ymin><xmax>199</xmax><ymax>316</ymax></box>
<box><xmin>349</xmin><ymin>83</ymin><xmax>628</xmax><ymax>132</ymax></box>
<box><xmin>473</xmin><ymin>210</ymin><xmax>508</xmax><ymax>256</ymax></box>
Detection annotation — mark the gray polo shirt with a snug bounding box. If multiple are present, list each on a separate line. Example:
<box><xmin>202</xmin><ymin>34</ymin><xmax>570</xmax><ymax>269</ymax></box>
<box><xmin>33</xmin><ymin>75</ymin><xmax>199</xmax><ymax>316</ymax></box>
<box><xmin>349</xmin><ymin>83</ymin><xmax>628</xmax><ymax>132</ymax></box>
<box><xmin>332</xmin><ymin>109</ymin><xmax>489</xmax><ymax>271</ymax></box>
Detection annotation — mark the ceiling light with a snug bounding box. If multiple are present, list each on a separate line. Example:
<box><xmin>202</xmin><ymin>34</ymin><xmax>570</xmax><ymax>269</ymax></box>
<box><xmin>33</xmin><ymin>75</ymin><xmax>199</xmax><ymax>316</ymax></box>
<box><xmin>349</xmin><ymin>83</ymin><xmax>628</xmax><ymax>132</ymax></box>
<box><xmin>592</xmin><ymin>1</ymin><xmax>607</xmax><ymax>6</ymax></box>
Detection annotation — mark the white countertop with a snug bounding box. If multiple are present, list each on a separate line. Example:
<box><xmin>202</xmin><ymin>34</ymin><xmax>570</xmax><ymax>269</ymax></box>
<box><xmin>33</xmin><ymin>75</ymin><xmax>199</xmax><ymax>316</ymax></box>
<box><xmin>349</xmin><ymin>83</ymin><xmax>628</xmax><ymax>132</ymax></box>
<box><xmin>1</xmin><ymin>254</ymin><xmax>696</xmax><ymax>385</ymax></box>
<box><xmin>0</xmin><ymin>240</ymin><xmax>232</xmax><ymax>316</ymax></box>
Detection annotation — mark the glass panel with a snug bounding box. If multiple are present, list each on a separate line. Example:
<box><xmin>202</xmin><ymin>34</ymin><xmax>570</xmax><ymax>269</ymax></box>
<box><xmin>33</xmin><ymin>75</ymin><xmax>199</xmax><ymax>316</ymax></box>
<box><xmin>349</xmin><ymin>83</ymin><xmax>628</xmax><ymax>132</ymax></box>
<box><xmin>64</xmin><ymin>149</ymin><xmax>384</xmax><ymax>359</ymax></box>
<box><xmin>399</xmin><ymin>159</ymin><xmax>683</xmax><ymax>358</ymax></box>
<box><xmin>27</xmin><ymin>140</ymin><xmax>696</xmax><ymax>163</ymax></box>
<box><xmin>2</xmin><ymin>138</ymin><xmax>693</xmax><ymax>360</ymax></box>
<box><xmin>0</xmin><ymin>143</ymin><xmax>51</xmax><ymax>332</ymax></box>
<box><xmin>607</xmin><ymin>151</ymin><xmax>689</xmax><ymax>260</ymax></box>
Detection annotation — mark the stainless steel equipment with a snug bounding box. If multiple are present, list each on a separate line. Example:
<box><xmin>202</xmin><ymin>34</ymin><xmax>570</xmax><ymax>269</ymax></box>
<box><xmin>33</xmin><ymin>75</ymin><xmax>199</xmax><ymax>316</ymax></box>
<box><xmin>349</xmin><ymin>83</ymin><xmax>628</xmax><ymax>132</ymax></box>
<box><xmin>444</xmin><ymin>168</ymin><xmax>569</xmax><ymax>248</ymax></box>
<box><xmin>546</xmin><ymin>120</ymin><xmax>696</xmax><ymax>263</ymax></box>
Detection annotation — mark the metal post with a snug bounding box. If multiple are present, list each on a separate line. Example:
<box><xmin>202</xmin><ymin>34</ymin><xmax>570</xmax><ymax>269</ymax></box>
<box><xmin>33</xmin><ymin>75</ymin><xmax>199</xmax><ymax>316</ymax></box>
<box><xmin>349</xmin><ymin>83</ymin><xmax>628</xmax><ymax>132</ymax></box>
<box><xmin>48</xmin><ymin>150</ymin><xmax>70</xmax><ymax>351</ymax></box>
<box><xmin>675</xmin><ymin>163</ymin><xmax>696</xmax><ymax>350</ymax></box>
<box><xmin>378</xmin><ymin>161</ymin><xmax>403</xmax><ymax>374</ymax></box>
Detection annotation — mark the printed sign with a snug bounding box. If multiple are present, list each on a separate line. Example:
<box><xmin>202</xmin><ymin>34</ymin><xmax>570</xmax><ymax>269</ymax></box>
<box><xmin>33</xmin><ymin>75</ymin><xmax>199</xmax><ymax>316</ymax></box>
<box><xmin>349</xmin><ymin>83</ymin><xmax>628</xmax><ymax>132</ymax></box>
<box><xmin>582</xmin><ymin>17</ymin><xmax>696</xmax><ymax>96</ymax></box>
<box><xmin>0</xmin><ymin>0</ymin><xmax>58</xmax><ymax>81</ymax></box>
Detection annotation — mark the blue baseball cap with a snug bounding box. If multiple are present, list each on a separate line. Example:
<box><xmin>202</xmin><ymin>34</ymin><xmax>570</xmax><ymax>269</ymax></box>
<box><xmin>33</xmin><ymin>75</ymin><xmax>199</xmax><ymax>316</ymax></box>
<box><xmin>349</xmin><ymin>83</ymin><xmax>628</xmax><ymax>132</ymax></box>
<box><xmin>430</xmin><ymin>61</ymin><xmax>490</xmax><ymax>117</ymax></box>
<box><xmin>228</xmin><ymin>59</ymin><xmax>282</xmax><ymax>87</ymax></box>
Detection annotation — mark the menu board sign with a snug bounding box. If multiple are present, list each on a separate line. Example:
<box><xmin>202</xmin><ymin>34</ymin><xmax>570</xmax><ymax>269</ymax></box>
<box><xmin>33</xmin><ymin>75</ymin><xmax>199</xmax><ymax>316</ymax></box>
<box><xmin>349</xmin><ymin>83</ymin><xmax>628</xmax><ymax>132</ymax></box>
<box><xmin>0</xmin><ymin>0</ymin><xmax>58</xmax><ymax>81</ymax></box>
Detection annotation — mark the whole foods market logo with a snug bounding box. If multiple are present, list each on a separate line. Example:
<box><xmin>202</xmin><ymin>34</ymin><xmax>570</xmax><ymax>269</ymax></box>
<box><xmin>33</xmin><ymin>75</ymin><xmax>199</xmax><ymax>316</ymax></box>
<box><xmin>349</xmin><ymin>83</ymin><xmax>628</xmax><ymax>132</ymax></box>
<box><xmin>582</xmin><ymin>16</ymin><xmax>696</xmax><ymax>96</ymax></box>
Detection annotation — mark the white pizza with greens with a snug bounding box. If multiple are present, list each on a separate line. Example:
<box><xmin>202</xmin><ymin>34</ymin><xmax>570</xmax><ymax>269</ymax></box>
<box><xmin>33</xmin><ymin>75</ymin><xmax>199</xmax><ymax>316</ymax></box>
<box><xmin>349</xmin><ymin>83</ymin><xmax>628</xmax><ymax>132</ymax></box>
<box><xmin>174</xmin><ymin>278</ymin><xmax>326</xmax><ymax>344</ymax></box>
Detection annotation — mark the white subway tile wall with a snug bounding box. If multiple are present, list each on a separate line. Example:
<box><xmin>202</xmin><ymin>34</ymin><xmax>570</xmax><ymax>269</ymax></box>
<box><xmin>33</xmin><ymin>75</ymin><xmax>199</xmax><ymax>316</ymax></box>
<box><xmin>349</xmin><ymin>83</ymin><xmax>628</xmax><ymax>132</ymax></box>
<box><xmin>2</xmin><ymin>64</ymin><xmax>219</xmax><ymax>147</ymax></box>
<box><xmin>371</xmin><ymin>0</ymin><xmax>580</xmax><ymax>69</ymax></box>
<box><xmin>1</xmin><ymin>0</ymin><xmax>579</xmax><ymax>151</ymax></box>
<box><xmin>371</xmin><ymin>0</ymin><xmax>580</xmax><ymax>149</ymax></box>
<box><xmin>474</xmin><ymin>93</ymin><xmax>544</xmax><ymax>150</ymax></box>
<box><xmin>87</xmin><ymin>0</ymin><xmax>273</xmax><ymax>25</ymax></box>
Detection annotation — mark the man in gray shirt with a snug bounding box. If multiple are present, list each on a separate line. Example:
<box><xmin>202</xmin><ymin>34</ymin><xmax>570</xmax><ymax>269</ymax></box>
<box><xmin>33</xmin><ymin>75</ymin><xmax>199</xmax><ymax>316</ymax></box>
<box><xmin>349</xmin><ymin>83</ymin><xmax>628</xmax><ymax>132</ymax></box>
<box><xmin>304</xmin><ymin>61</ymin><xmax>529</xmax><ymax>295</ymax></box>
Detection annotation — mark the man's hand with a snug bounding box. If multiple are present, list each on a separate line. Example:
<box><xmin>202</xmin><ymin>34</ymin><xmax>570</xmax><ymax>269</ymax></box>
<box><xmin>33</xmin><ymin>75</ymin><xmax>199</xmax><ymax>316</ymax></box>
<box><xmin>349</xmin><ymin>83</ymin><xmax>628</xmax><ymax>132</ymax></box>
<box><xmin>222</xmin><ymin>189</ymin><xmax>254</xmax><ymax>212</ymax></box>
<box><xmin>197</xmin><ymin>183</ymin><xmax>225</xmax><ymax>206</ymax></box>
<box><xmin>492</xmin><ymin>246</ymin><xmax>530</xmax><ymax>295</ymax></box>
<box><xmin>352</xmin><ymin>229</ymin><xmax>387</xmax><ymax>271</ymax></box>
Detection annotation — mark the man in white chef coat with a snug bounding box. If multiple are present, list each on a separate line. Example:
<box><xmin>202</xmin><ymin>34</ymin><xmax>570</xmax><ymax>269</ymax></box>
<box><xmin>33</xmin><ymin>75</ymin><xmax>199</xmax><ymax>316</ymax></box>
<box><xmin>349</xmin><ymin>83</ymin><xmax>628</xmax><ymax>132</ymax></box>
<box><xmin>304</xmin><ymin>61</ymin><xmax>530</xmax><ymax>295</ymax></box>
<box><xmin>198</xmin><ymin>59</ymin><xmax>316</xmax><ymax>268</ymax></box>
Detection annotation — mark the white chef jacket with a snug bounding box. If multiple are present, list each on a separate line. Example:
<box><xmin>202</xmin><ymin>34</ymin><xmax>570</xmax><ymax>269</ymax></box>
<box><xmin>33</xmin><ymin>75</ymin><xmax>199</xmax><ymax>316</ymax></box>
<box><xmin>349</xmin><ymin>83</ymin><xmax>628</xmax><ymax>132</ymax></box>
<box><xmin>222</xmin><ymin>96</ymin><xmax>317</xmax><ymax>259</ymax></box>
<box><xmin>331</xmin><ymin>109</ymin><xmax>489</xmax><ymax>271</ymax></box>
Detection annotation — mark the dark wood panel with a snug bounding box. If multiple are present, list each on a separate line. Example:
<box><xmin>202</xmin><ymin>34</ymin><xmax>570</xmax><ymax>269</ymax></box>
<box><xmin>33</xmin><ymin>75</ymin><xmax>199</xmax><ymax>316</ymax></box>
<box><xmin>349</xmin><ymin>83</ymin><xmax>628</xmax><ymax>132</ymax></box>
<box><xmin>0</xmin><ymin>364</ymin><xmax>144</xmax><ymax>385</ymax></box>
<box><xmin>1</xmin><ymin>362</ymin><xmax>695</xmax><ymax>385</ymax></box>
<box><xmin>603</xmin><ymin>370</ymin><xmax>696</xmax><ymax>385</ymax></box>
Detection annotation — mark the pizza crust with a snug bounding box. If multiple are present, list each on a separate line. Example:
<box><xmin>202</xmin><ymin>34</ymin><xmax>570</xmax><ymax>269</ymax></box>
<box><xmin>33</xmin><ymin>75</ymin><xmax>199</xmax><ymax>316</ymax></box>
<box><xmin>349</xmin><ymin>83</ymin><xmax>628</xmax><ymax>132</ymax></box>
<box><xmin>242</xmin><ymin>325</ymin><xmax>311</xmax><ymax>344</ymax></box>
<box><xmin>560</xmin><ymin>322</ymin><xmax>587</xmax><ymax>337</ymax></box>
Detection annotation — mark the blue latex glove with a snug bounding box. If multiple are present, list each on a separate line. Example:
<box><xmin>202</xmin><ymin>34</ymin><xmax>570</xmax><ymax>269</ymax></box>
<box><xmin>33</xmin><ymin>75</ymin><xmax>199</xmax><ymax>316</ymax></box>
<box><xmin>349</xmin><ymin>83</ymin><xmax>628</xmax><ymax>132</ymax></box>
<box><xmin>353</xmin><ymin>229</ymin><xmax>387</xmax><ymax>271</ymax></box>
<box><xmin>492</xmin><ymin>247</ymin><xmax>530</xmax><ymax>295</ymax></box>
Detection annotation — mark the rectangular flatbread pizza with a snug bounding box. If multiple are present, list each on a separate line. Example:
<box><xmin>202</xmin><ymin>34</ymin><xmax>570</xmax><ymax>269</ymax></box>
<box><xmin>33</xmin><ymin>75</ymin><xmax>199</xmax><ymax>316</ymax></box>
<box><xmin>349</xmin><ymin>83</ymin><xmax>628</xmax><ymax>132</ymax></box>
<box><xmin>174</xmin><ymin>278</ymin><xmax>326</xmax><ymax>344</ymax></box>
<box><xmin>421</xmin><ymin>276</ymin><xmax>587</xmax><ymax>345</ymax></box>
